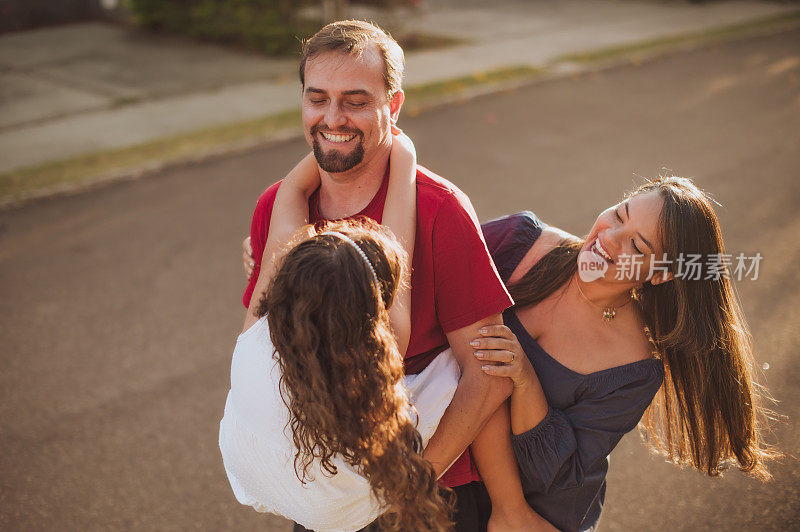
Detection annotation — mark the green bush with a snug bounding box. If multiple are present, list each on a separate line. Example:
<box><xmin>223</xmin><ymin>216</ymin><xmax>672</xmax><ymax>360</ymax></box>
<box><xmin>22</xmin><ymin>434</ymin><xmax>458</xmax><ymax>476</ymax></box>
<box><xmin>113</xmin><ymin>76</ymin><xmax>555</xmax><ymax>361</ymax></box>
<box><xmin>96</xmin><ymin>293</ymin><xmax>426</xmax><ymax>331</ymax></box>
<box><xmin>128</xmin><ymin>0</ymin><xmax>318</xmax><ymax>56</ymax></box>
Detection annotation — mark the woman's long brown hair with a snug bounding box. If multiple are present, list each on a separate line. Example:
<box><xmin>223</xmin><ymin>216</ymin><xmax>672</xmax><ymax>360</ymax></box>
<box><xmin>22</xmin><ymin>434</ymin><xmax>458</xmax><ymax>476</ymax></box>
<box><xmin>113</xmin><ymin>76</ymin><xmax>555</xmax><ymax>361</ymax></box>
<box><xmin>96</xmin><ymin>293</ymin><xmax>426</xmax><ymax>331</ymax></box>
<box><xmin>508</xmin><ymin>176</ymin><xmax>780</xmax><ymax>480</ymax></box>
<box><xmin>256</xmin><ymin>218</ymin><xmax>453</xmax><ymax>531</ymax></box>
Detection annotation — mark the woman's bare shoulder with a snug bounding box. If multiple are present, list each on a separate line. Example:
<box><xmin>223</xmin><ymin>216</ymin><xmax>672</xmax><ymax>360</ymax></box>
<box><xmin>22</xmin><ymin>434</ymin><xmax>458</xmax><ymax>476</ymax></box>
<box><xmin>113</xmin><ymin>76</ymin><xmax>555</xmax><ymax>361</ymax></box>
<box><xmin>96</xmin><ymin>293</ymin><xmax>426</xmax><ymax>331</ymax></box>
<box><xmin>607</xmin><ymin>312</ymin><xmax>659</xmax><ymax>365</ymax></box>
<box><xmin>545</xmin><ymin>225</ymin><xmax>580</xmax><ymax>243</ymax></box>
<box><xmin>509</xmin><ymin>226</ymin><xmax>580</xmax><ymax>283</ymax></box>
<box><xmin>533</xmin><ymin>226</ymin><xmax>580</xmax><ymax>258</ymax></box>
<box><xmin>571</xmin><ymin>315</ymin><xmax>658</xmax><ymax>374</ymax></box>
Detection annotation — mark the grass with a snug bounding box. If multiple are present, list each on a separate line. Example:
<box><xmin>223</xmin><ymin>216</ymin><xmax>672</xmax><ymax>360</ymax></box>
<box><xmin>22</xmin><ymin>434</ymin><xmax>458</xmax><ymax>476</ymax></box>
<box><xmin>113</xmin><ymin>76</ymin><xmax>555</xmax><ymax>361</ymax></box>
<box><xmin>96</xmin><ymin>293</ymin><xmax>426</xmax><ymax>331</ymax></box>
<box><xmin>0</xmin><ymin>65</ymin><xmax>541</xmax><ymax>202</ymax></box>
<box><xmin>0</xmin><ymin>109</ymin><xmax>302</xmax><ymax>200</ymax></box>
<box><xmin>558</xmin><ymin>12</ymin><xmax>800</xmax><ymax>64</ymax></box>
<box><xmin>404</xmin><ymin>66</ymin><xmax>543</xmax><ymax>104</ymax></box>
<box><xmin>398</xmin><ymin>32</ymin><xmax>467</xmax><ymax>52</ymax></box>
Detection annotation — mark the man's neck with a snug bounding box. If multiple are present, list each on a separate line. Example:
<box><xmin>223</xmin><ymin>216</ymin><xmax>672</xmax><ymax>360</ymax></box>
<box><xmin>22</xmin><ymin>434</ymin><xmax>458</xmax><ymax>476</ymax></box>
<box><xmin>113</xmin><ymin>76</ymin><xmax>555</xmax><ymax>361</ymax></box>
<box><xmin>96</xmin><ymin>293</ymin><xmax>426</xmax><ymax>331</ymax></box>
<box><xmin>317</xmin><ymin>147</ymin><xmax>390</xmax><ymax>220</ymax></box>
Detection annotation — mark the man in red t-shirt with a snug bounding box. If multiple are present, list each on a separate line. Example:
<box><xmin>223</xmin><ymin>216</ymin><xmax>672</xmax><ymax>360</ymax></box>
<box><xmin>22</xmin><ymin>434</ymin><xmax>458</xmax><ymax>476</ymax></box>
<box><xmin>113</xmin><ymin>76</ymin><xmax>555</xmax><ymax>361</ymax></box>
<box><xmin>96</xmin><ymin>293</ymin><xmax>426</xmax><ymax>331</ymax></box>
<box><xmin>242</xmin><ymin>21</ymin><xmax>522</xmax><ymax>530</ymax></box>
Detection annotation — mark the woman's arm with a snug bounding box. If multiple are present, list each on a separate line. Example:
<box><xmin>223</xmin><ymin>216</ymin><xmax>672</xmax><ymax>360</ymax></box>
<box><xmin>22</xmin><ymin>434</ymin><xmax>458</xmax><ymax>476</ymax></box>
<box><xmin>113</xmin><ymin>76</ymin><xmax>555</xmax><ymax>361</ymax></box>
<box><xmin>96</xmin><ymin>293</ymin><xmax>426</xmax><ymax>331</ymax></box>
<box><xmin>383</xmin><ymin>130</ymin><xmax>417</xmax><ymax>355</ymax></box>
<box><xmin>474</xmin><ymin>324</ymin><xmax>549</xmax><ymax>433</ymax></box>
<box><xmin>242</xmin><ymin>153</ymin><xmax>319</xmax><ymax>332</ymax></box>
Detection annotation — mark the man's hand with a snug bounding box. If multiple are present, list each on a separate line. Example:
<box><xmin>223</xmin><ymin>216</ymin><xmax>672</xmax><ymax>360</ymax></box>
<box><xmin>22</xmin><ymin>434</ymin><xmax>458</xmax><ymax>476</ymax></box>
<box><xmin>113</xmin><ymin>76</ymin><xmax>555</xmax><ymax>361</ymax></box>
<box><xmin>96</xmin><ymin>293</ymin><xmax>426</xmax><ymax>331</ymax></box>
<box><xmin>242</xmin><ymin>236</ymin><xmax>254</xmax><ymax>279</ymax></box>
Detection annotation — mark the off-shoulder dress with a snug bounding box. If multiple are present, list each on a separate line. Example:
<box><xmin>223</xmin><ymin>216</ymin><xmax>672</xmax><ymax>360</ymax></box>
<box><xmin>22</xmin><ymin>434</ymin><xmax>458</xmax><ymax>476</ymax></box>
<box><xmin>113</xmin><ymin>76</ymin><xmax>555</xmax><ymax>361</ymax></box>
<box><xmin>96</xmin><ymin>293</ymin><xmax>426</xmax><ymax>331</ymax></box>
<box><xmin>482</xmin><ymin>212</ymin><xmax>665</xmax><ymax>532</ymax></box>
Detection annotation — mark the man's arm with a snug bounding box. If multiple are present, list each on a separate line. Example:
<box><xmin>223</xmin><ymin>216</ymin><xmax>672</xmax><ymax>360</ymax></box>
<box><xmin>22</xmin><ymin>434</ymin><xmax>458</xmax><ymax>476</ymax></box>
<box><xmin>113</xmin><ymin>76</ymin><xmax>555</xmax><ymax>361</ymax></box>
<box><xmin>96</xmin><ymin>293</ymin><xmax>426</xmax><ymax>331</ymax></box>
<box><xmin>422</xmin><ymin>313</ymin><xmax>513</xmax><ymax>477</ymax></box>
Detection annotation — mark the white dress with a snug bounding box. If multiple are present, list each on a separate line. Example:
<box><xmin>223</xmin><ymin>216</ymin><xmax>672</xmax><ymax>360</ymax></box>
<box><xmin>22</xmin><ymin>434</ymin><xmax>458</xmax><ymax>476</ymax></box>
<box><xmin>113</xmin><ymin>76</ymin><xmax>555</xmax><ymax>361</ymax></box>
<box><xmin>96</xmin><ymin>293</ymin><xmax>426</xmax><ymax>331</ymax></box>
<box><xmin>218</xmin><ymin>315</ymin><xmax>460</xmax><ymax>532</ymax></box>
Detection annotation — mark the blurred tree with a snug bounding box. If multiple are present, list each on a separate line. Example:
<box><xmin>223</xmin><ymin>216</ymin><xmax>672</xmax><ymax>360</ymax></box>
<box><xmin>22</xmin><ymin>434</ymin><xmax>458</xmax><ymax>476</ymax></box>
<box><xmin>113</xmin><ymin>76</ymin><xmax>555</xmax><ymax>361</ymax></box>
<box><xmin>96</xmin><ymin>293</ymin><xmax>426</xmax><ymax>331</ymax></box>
<box><xmin>128</xmin><ymin>0</ymin><xmax>319</xmax><ymax>56</ymax></box>
<box><xmin>322</xmin><ymin>0</ymin><xmax>348</xmax><ymax>22</ymax></box>
<box><xmin>0</xmin><ymin>0</ymin><xmax>104</xmax><ymax>32</ymax></box>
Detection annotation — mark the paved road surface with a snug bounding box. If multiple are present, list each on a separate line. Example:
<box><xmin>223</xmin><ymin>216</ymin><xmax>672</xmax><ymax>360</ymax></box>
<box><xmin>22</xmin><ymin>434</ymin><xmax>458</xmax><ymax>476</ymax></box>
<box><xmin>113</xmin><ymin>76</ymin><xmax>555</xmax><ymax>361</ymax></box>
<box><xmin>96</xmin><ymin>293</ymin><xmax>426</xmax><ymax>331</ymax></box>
<box><xmin>1</xmin><ymin>29</ymin><xmax>798</xmax><ymax>531</ymax></box>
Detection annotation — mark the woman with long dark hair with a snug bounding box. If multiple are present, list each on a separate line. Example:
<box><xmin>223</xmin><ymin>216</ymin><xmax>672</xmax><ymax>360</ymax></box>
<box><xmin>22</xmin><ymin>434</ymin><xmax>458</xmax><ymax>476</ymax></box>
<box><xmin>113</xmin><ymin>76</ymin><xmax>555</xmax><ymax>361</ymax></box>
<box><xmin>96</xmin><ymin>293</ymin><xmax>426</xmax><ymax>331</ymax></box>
<box><xmin>472</xmin><ymin>177</ymin><xmax>779</xmax><ymax>530</ymax></box>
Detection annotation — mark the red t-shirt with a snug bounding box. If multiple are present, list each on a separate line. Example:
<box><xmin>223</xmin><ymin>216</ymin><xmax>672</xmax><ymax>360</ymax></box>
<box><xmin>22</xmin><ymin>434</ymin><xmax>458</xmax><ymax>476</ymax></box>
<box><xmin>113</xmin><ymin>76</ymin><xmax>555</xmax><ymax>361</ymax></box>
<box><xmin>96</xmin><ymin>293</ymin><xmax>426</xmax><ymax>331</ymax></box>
<box><xmin>243</xmin><ymin>165</ymin><xmax>513</xmax><ymax>487</ymax></box>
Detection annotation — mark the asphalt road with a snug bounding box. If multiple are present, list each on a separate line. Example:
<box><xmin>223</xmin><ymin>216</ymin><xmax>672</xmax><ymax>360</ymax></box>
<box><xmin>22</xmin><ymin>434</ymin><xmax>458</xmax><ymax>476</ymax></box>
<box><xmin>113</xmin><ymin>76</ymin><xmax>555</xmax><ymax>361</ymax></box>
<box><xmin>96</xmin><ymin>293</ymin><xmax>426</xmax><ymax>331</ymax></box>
<box><xmin>1</xmin><ymin>29</ymin><xmax>798</xmax><ymax>532</ymax></box>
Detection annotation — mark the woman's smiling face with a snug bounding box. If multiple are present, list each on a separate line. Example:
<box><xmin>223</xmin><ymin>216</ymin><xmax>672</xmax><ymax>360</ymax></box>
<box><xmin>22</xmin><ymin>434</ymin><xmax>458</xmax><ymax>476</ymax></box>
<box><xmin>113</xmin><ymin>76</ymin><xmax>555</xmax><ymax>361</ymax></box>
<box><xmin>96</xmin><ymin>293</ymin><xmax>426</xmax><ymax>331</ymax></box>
<box><xmin>581</xmin><ymin>190</ymin><xmax>668</xmax><ymax>285</ymax></box>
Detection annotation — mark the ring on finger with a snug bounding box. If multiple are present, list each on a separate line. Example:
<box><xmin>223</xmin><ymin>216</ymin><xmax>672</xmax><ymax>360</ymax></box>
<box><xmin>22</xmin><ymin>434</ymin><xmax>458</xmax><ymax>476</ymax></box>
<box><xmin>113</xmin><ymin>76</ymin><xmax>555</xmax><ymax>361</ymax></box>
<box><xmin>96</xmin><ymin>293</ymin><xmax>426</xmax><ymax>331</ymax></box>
<box><xmin>511</xmin><ymin>352</ymin><xmax>515</xmax><ymax>364</ymax></box>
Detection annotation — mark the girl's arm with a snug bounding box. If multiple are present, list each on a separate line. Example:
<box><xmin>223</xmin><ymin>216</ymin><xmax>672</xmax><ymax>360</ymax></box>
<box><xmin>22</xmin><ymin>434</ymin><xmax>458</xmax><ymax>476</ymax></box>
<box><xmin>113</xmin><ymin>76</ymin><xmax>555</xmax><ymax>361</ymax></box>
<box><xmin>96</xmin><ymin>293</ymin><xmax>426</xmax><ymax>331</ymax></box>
<box><xmin>242</xmin><ymin>153</ymin><xmax>319</xmax><ymax>332</ymax></box>
<box><xmin>241</xmin><ymin>133</ymin><xmax>416</xmax><ymax>349</ymax></box>
<box><xmin>384</xmin><ymin>130</ymin><xmax>417</xmax><ymax>356</ymax></box>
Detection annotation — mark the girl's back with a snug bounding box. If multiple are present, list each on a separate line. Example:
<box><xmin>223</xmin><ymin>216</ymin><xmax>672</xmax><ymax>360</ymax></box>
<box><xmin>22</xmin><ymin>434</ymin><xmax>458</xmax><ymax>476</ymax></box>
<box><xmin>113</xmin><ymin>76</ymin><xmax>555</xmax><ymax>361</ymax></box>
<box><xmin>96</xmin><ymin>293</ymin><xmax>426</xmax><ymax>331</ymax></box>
<box><xmin>219</xmin><ymin>316</ymin><xmax>460</xmax><ymax>532</ymax></box>
<box><xmin>219</xmin><ymin>315</ymin><xmax>380</xmax><ymax>532</ymax></box>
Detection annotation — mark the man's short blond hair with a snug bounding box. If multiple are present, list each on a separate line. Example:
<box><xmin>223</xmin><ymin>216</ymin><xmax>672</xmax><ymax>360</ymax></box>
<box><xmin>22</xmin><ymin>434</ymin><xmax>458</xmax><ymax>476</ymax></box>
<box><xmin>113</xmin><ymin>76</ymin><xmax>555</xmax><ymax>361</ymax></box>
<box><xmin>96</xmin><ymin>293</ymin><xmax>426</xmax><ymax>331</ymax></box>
<box><xmin>299</xmin><ymin>20</ymin><xmax>405</xmax><ymax>99</ymax></box>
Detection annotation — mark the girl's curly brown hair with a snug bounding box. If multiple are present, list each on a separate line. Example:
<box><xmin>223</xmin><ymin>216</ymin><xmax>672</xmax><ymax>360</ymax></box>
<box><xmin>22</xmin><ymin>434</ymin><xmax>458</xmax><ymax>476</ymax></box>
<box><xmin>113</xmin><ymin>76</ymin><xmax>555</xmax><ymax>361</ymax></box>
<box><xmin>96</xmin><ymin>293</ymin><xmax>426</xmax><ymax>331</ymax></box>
<box><xmin>256</xmin><ymin>218</ymin><xmax>454</xmax><ymax>531</ymax></box>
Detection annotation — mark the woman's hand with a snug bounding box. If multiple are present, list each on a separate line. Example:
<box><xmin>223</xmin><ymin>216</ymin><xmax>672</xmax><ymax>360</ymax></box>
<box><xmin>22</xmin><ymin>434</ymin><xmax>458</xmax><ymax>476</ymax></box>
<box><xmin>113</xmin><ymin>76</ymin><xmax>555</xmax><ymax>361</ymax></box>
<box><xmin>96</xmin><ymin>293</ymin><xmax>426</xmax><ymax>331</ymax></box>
<box><xmin>242</xmin><ymin>236</ymin><xmax>254</xmax><ymax>279</ymax></box>
<box><xmin>475</xmin><ymin>326</ymin><xmax>549</xmax><ymax>437</ymax></box>
<box><xmin>473</xmin><ymin>325</ymin><xmax>533</xmax><ymax>389</ymax></box>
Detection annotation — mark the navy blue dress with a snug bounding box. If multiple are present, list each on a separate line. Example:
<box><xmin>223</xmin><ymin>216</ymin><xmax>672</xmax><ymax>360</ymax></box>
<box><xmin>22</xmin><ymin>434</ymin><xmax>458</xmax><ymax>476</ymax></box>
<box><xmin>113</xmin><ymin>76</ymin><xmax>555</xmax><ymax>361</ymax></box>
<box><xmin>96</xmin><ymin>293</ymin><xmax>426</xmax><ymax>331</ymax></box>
<box><xmin>481</xmin><ymin>212</ymin><xmax>665</xmax><ymax>532</ymax></box>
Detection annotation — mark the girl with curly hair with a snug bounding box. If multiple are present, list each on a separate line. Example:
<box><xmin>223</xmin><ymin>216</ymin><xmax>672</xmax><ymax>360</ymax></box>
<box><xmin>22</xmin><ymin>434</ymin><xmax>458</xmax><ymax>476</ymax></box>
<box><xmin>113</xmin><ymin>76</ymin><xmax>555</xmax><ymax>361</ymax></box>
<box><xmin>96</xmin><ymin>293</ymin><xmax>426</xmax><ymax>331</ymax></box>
<box><xmin>219</xmin><ymin>133</ymin><xmax>457</xmax><ymax>531</ymax></box>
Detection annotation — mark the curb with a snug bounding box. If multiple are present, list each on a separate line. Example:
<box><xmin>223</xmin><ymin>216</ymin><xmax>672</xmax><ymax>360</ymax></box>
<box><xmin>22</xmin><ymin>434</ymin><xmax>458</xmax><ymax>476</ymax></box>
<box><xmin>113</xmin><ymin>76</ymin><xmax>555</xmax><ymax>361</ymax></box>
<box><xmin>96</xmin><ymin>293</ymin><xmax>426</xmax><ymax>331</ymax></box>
<box><xmin>0</xmin><ymin>127</ymin><xmax>303</xmax><ymax>210</ymax></box>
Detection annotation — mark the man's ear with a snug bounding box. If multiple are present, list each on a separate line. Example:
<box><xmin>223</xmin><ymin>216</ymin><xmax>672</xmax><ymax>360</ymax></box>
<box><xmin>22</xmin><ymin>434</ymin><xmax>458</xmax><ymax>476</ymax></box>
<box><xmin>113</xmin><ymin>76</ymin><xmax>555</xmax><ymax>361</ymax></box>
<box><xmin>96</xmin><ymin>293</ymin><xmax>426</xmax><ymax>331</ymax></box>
<box><xmin>650</xmin><ymin>271</ymin><xmax>674</xmax><ymax>286</ymax></box>
<box><xmin>389</xmin><ymin>90</ymin><xmax>405</xmax><ymax>123</ymax></box>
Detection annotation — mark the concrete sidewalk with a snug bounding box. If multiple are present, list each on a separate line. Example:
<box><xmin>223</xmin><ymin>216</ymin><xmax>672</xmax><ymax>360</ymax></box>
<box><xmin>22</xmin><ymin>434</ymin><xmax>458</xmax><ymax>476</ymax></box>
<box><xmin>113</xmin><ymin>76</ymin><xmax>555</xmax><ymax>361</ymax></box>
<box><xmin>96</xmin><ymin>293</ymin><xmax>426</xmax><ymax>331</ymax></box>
<box><xmin>0</xmin><ymin>0</ymin><xmax>797</xmax><ymax>176</ymax></box>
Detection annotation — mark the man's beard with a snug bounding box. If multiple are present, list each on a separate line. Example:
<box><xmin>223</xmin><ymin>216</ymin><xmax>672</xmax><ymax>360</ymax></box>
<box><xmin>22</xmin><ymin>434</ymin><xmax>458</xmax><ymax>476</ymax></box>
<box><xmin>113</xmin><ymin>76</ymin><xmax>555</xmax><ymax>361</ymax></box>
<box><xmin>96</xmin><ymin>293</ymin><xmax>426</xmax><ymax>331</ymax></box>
<box><xmin>311</xmin><ymin>125</ymin><xmax>365</xmax><ymax>173</ymax></box>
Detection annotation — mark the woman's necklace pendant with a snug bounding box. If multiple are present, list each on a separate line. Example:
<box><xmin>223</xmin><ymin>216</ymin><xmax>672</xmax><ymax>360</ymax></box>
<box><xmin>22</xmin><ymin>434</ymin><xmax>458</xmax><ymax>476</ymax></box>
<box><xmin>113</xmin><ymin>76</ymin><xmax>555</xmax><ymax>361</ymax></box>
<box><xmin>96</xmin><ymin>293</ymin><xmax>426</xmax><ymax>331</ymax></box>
<box><xmin>575</xmin><ymin>278</ymin><xmax>631</xmax><ymax>323</ymax></box>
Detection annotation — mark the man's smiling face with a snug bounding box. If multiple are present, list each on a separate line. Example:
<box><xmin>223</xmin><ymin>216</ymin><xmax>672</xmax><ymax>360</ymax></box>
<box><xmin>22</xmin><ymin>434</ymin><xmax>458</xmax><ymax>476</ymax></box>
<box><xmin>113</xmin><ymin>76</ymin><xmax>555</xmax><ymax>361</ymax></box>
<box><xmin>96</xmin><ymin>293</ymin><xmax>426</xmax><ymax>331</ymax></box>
<box><xmin>302</xmin><ymin>46</ymin><xmax>400</xmax><ymax>175</ymax></box>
